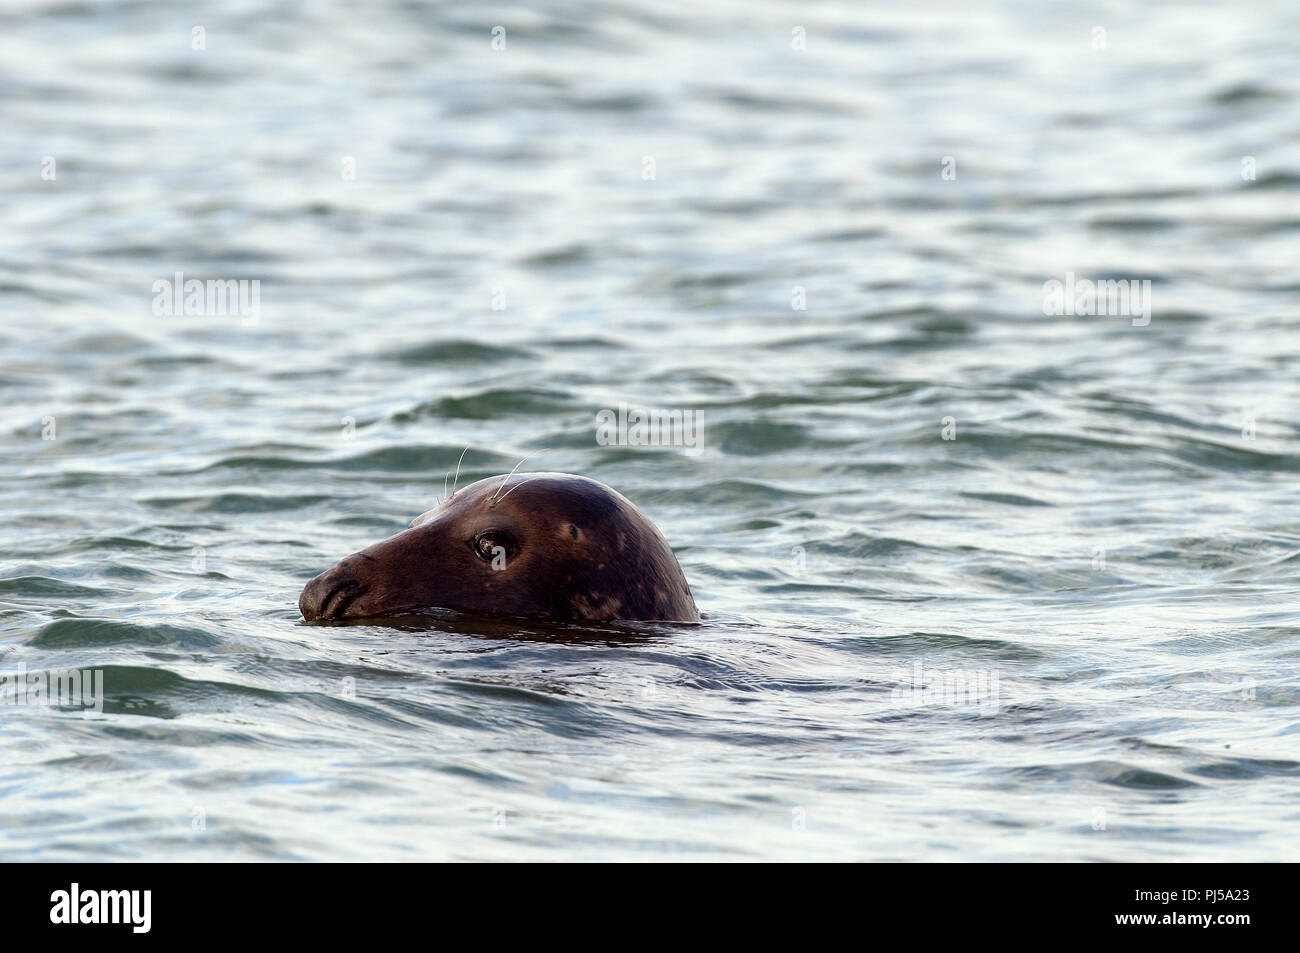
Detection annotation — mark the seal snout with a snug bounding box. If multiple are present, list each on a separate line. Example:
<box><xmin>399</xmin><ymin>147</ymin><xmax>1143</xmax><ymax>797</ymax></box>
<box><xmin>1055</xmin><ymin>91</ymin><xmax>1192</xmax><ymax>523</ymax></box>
<box><xmin>300</xmin><ymin>557</ymin><xmax>369</xmax><ymax>621</ymax></box>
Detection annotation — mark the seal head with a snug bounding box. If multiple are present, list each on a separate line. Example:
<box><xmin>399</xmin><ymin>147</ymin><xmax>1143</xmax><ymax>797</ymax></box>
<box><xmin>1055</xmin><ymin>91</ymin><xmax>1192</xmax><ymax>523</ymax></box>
<box><xmin>299</xmin><ymin>472</ymin><xmax>699</xmax><ymax>623</ymax></box>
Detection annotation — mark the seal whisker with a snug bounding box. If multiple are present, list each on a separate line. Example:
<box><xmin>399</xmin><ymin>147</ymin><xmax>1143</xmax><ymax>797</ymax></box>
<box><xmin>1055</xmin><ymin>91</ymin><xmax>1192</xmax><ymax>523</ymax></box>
<box><xmin>493</xmin><ymin>449</ymin><xmax>549</xmax><ymax>502</ymax></box>
<box><xmin>448</xmin><ymin>445</ymin><xmax>470</xmax><ymax>499</ymax></box>
<box><xmin>492</xmin><ymin>475</ymin><xmax>543</xmax><ymax>507</ymax></box>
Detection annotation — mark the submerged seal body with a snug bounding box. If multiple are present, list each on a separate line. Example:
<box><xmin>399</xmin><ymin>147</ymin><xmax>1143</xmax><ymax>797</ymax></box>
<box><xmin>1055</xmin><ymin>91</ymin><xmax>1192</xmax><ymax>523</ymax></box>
<box><xmin>299</xmin><ymin>472</ymin><xmax>699</xmax><ymax>623</ymax></box>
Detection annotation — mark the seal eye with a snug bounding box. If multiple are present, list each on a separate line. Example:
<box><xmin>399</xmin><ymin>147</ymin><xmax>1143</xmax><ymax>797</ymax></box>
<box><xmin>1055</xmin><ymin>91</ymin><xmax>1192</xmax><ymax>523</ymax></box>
<box><xmin>474</xmin><ymin>531</ymin><xmax>513</xmax><ymax>562</ymax></box>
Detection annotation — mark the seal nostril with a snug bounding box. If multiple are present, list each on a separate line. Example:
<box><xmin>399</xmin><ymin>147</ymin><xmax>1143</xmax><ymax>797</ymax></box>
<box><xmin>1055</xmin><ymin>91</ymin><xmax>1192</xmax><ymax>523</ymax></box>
<box><xmin>301</xmin><ymin>568</ymin><xmax>367</xmax><ymax>621</ymax></box>
<box><xmin>320</xmin><ymin>579</ymin><xmax>363</xmax><ymax>619</ymax></box>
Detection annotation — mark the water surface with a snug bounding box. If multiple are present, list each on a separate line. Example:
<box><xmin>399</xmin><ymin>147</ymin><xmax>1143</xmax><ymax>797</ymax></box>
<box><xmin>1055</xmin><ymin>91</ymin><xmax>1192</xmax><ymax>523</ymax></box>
<box><xmin>1</xmin><ymin>0</ymin><xmax>1299</xmax><ymax>860</ymax></box>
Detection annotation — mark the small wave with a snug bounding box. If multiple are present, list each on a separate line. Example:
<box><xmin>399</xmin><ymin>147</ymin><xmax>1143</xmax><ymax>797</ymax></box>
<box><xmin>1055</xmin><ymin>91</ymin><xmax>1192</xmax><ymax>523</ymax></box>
<box><xmin>380</xmin><ymin>339</ymin><xmax>535</xmax><ymax>365</ymax></box>
<box><xmin>140</xmin><ymin>492</ymin><xmax>333</xmax><ymax>513</ymax></box>
<box><xmin>31</xmin><ymin>619</ymin><xmax>222</xmax><ymax>650</ymax></box>
<box><xmin>1008</xmin><ymin>760</ymin><xmax>1200</xmax><ymax>790</ymax></box>
<box><xmin>392</xmin><ymin>388</ymin><xmax>577</xmax><ymax>421</ymax></box>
